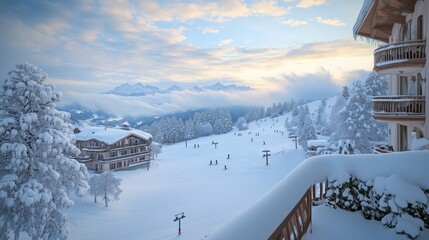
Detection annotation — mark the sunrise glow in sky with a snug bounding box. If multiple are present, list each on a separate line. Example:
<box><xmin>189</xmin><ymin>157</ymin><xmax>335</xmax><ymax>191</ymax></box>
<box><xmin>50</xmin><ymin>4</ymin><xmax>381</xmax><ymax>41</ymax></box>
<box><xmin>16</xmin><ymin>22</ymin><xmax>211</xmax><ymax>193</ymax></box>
<box><xmin>0</xmin><ymin>0</ymin><xmax>377</xmax><ymax>116</ymax></box>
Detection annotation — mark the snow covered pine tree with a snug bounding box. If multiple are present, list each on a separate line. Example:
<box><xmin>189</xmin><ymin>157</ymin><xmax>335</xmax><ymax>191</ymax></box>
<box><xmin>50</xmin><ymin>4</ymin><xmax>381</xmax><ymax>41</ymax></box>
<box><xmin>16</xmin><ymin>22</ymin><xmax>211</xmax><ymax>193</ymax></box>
<box><xmin>0</xmin><ymin>63</ymin><xmax>89</xmax><ymax>240</ymax></box>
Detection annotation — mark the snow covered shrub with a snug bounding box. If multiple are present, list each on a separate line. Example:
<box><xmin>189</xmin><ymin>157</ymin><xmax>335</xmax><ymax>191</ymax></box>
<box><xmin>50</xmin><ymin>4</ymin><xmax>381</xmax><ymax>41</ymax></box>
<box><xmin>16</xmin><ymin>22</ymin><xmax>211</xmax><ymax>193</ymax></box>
<box><xmin>304</xmin><ymin>150</ymin><xmax>317</xmax><ymax>159</ymax></box>
<box><xmin>357</xmin><ymin>180</ymin><xmax>375</xmax><ymax>220</ymax></box>
<box><xmin>0</xmin><ymin>63</ymin><xmax>89</xmax><ymax>240</ymax></box>
<box><xmin>336</xmin><ymin>139</ymin><xmax>355</xmax><ymax>154</ymax></box>
<box><xmin>325</xmin><ymin>174</ymin><xmax>429</xmax><ymax>239</ymax></box>
<box><xmin>325</xmin><ymin>177</ymin><xmax>360</xmax><ymax>212</ymax></box>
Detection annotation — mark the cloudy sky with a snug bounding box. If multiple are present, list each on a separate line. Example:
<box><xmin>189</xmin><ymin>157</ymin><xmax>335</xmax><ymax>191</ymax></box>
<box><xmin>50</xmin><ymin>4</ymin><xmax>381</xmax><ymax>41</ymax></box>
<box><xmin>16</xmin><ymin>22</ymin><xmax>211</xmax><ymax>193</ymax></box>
<box><xmin>0</xmin><ymin>0</ymin><xmax>375</xmax><ymax>117</ymax></box>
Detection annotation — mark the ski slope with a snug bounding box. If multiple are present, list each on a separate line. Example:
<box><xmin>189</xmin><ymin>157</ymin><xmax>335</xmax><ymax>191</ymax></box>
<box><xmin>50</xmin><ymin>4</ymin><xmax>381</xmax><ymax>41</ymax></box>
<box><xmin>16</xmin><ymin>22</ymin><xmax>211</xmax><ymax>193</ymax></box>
<box><xmin>66</xmin><ymin>105</ymin><xmax>428</xmax><ymax>240</ymax></box>
<box><xmin>68</xmin><ymin>114</ymin><xmax>307</xmax><ymax>239</ymax></box>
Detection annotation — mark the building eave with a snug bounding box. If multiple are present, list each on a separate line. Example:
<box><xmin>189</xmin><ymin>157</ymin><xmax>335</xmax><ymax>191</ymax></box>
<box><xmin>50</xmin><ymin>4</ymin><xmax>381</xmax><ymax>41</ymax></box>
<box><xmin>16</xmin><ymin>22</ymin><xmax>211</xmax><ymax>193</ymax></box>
<box><xmin>353</xmin><ymin>0</ymin><xmax>416</xmax><ymax>43</ymax></box>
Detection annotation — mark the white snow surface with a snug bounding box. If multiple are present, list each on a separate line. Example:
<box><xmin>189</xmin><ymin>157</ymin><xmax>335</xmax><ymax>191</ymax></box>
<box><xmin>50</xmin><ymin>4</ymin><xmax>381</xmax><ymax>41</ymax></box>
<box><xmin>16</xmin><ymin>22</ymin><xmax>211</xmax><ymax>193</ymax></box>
<box><xmin>62</xmin><ymin>110</ymin><xmax>429</xmax><ymax>240</ymax></box>
<box><xmin>208</xmin><ymin>151</ymin><xmax>429</xmax><ymax>240</ymax></box>
<box><xmin>69</xmin><ymin>115</ymin><xmax>306</xmax><ymax>240</ymax></box>
<box><xmin>307</xmin><ymin>139</ymin><xmax>329</xmax><ymax>147</ymax></box>
<box><xmin>75</xmin><ymin>126</ymin><xmax>152</xmax><ymax>144</ymax></box>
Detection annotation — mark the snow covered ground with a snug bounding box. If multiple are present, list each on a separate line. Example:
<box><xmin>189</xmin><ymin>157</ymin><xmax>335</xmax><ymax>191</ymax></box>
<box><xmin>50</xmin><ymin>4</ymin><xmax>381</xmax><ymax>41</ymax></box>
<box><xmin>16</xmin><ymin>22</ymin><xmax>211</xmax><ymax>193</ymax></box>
<box><xmin>69</xmin><ymin>115</ymin><xmax>305</xmax><ymax>240</ymax></box>
<box><xmin>66</xmin><ymin>112</ymin><xmax>429</xmax><ymax>239</ymax></box>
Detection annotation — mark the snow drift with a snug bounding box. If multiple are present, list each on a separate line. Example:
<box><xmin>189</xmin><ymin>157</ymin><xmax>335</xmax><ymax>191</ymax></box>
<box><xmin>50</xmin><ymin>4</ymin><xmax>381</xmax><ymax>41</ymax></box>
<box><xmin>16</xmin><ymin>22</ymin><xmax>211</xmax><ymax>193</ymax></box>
<box><xmin>208</xmin><ymin>151</ymin><xmax>429</xmax><ymax>240</ymax></box>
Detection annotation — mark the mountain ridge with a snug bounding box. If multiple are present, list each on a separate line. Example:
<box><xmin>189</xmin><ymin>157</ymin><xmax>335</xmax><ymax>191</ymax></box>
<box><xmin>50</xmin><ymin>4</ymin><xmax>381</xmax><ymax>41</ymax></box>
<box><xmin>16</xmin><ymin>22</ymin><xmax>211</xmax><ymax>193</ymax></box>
<box><xmin>103</xmin><ymin>82</ymin><xmax>253</xmax><ymax>96</ymax></box>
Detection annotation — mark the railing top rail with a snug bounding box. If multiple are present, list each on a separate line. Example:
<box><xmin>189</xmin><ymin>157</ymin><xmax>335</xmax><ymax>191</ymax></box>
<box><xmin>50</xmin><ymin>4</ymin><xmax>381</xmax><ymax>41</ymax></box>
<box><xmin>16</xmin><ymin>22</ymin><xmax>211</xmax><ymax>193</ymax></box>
<box><xmin>373</xmin><ymin>95</ymin><xmax>425</xmax><ymax>100</ymax></box>
<box><xmin>103</xmin><ymin>151</ymin><xmax>151</xmax><ymax>162</ymax></box>
<box><xmin>375</xmin><ymin>40</ymin><xmax>426</xmax><ymax>53</ymax></box>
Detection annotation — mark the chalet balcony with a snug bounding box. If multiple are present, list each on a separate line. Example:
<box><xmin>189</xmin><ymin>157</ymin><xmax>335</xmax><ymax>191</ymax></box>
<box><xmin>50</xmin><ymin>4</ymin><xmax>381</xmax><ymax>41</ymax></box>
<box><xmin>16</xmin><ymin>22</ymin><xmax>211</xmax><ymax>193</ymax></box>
<box><xmin>373</xmin><ymin>40</ymin><xmax>426</xmax><ymax>74</ymax></box>
<box><xmin>372</xmin><ymin>95</ymin><xmax>425</xmax><ymax>122</ymax></box>
<box><xmin>103</xmin><ymin>150</ymin><xmax>151</xmax><ymax>162</ymax></box>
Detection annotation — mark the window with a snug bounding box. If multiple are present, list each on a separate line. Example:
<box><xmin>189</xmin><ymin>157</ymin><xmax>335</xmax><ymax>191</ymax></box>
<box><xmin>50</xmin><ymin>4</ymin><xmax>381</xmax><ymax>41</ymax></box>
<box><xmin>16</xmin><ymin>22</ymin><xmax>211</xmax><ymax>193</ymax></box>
<box><xmin>417</xmin><ymin>73</ymin><xmax>424</xmax><ymax>95</ymax></box>
<box><xmin>121</xmin><ymin>150</ymin><xmax>127</xmax><ymax>155</ymax></box>
<box><xmin>117</xmin><ymin>161</ymin><xmax>122</xmax><ymax>168</ymax></box>
<box><xmin>110</xmin><ymin>163</ymin><xmax>116</xmax><ymax>169</ymax></box>
<box><xmin>401</xmin><ymin>21</ymin><xmax>411</xmax><ymax>41</ymax></box>
<box><xmin>399</xmin><ymin>76</ymin><xmax>408</xmax><ymax>95</ymax></box>
<box><xmin>417</xmin><ymin>15</ymin><xmax>423</xmax><ymax>40</ymax></box>
<box><xmin>399</xmin><ymin>125</ymin><xmax>408</xmax><ymax>151</ymax></box>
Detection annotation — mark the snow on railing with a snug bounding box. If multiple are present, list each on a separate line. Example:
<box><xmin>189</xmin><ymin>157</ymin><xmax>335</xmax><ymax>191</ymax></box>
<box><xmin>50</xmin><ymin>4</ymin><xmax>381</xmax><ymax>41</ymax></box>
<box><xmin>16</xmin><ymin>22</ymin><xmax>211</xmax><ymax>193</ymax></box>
<box><xmin>373</xmin><ymin>95</ymin><xmax>425</xmax><ymax>116</ymax></box>
<box><xmin>207</xmin><ymin>151</ymin><xmax>429</xmax><ymax>240</ymax></box>
<box><xmin>374</xmin><ymin>40</ymin><xmax>426</xmax><ymax>68</ymax></box>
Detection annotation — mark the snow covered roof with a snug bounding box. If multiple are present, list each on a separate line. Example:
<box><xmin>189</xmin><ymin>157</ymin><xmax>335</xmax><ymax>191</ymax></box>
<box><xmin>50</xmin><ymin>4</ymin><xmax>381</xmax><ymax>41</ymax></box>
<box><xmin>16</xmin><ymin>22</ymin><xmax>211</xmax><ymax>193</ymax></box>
<box><xmin>353</xmin><ymin>0</ymin><xmax>417</xmax><ymax>43</ymax></box>
<box><xmin>353</xmin><ymin>0</ymin><xmax>374</xmax><ymax>40</ymax></box>
<box><xmin>307</xmin><ymin>139</ymin><xmax>330</xmax><ymax>148</ymax></box>
<box><xmin>75</xmin><ymin>126</ymin><xmax>152</xmax><ymax>145</ymax></box>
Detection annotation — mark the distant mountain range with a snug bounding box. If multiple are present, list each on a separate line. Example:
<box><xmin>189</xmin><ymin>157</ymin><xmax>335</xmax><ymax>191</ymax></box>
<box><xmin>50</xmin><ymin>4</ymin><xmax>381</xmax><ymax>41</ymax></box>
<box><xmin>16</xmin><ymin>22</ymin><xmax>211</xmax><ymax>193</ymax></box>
<box><xmin>103</xmin><ymin>82</ymin><xmax>253</xmax><ymax>96</ymax></box>
<box><xmin>59</xmin><ymin>103</ymin><xmax>254</xmax><ymax>128</ymax></box>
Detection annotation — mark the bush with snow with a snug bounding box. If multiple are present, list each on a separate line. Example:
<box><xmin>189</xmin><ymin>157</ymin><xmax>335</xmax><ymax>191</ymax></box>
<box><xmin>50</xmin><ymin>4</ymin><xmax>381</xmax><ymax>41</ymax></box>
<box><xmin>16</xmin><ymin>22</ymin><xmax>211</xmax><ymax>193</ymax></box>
<box><xmin>0</xmin><ymin>63</ymin><xmax>89</xmax><ymax>240</ymax></box>
<box><xmin>325</xmin><ymin>174</ymin><xmax>429</xmax><ymax>239</ymax></box>
<box><xmin>336</xmin><ymin>139</ymin><xmax>355</xmax><ymax>154</ymax></box>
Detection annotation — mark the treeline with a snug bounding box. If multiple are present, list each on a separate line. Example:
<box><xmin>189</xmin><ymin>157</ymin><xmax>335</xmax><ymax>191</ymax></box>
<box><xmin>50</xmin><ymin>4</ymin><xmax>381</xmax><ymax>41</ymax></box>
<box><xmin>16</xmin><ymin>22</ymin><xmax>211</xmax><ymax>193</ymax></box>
<box><xmin>142</xmin><ymin>99</ymin><xmax>309</xmax><ymax>144</ymax></box>
<box><xmin>141</xmin><ymin>109</ymin><xmax>233</xmax><ymax>144</ymax></box>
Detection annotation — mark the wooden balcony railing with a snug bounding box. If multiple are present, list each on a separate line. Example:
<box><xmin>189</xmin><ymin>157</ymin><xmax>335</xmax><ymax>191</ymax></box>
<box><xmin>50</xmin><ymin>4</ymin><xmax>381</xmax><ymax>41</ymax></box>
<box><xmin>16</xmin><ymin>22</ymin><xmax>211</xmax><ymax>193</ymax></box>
<box><xmin>110</xmin><ymin>143</ymin><xmax>149</xmax><ymax>150</ymax></box>
<box><xmin>268</xmin><ymin>180</ymin><xmax>329</xmax><ymax>240</ymax></box>
<box><xmin>374</xmin><ymin>40</ymin><xmax>426</xmax><ymax>72</ymax></box>
<box><xmin>373</xmin><ymin>95</ymin><xmax>425</xmax><ymax>121</ymax></box>
<box><xmin>373</xmin><ymin>144</ymin><xmax>394</xmax><ymax>154</ymax></box>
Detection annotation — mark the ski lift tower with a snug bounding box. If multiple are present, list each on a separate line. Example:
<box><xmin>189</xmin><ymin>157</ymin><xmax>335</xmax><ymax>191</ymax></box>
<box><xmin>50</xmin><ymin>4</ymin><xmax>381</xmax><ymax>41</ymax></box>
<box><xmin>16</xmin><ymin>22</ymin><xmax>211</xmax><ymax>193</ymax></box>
<box><xmin>262</xmin><ymin>150</ymin><xmax>271</xmax><ymax>165</ymax></box>
<box><xmin>289</xmin><ymin>134</ymin><xmax>298</xmax><ymax>149</ymax></box>
<box><xmin>174</xmin><ymin>212</ymin><xmax>186</xmax><ymax>235</ymax></box>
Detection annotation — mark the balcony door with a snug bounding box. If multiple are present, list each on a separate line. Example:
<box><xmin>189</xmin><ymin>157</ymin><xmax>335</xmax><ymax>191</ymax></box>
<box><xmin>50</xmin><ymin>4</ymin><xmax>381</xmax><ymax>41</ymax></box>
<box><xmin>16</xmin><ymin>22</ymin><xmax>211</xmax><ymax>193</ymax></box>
<box><xmin>399</xmin><ymin>76</ymin><xmax>408</xmax><ymax>95</ymax></box>
<box><xmin>417</xmin><ymin>15</ymin><xmax>423</xmax><ymax>40</ymax></box>
<box><xmin>417</xmin><ymin>73</ymin><xmax>424</xmax><ymax>95</ymax></box>
<box><xmin>399</xmin><ymin>125</ymin><xmax>408</xmax><ymax>151</ymax></box>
